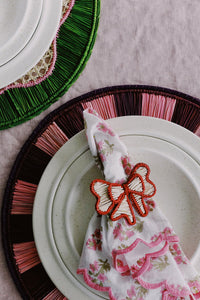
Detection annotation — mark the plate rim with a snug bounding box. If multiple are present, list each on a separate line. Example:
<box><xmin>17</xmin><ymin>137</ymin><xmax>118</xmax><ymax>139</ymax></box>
<box><xmin>0</xmin><ymin>0</ymin><xmax>62</xmax><ymax>89</ymax></box>
<box><xmin>0</xmin><ymin>0</ymin><xmax>43</xmax><ymax>66</ymax></box>
<box><xmin>33</xmin><ymin>116</ymin><xmax>200</xmax><ymax>299</ymax></box>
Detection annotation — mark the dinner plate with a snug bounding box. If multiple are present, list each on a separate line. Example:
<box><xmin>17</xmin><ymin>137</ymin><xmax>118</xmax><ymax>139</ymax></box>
<box><xmin>0</xmin><ymin>0</ymin><xmax>43</xmax><ymax>66</ymax></box>
<box><xmin>0</xmin><ymin>0</ymin><xmax>62</xmax><ymax>89</ymax></box>
<box><xmin>33</xmin><ymin>116</ymin><xmax>200</xmax><ymax>300</ymax></box>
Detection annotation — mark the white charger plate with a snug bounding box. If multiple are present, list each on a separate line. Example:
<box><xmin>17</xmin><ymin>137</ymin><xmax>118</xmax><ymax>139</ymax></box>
<box><xmin>33</xmin><ymin>116</ymin><xmax>200</xmax><ymax>300</ymax></box>
<box><xmin>0</xmin><ymin>0</ymin><xmax>62</xmax><ymax>89</ymax></box>
<box><xmin>0</xmin><ymin>0</ymin><xmax>43</xmax><ymax>66</ymax></box>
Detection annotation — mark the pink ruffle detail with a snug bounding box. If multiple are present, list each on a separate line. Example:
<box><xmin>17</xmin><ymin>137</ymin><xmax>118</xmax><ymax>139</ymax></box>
<box><xmin>0</xmin><ymin>39</ymin><xmax>57</xmax><ymax>95</ymax></box>
<box><xmin>60</xmin><ymin>0</ymin><xmax>75</xmax><ymax>25</ymax></box>
<box><xmin>0</xmin><ymin>0</ymin><xmax>75</xmax><ymax>95</ymax></box>
<box><xmin>112</xmin><ymin>234</ymin><xmax>179</xmax><ymax>276</ymax></box>
<box><xmin>77</xmin><ymin>234</ymin><xmax>189</xmax><ymax>300</ymax></box>
<box><xmin>132</xmin><ymin>241</ymin><xmax>169</xmax><ymax>278</ymax></box>
<box><xmin>112</xmin><ymin>235</ymin><xmax>192</xmax><ymax>299</ymax></box>
<box><xmin>78</xmin><ymin>266</ymin><xmax>193</xmax><ymax>300</ymax></box>
<box><xmin>138</xmin><ymin>277</ymin><xmax>191</xmax><ymax>299</ymax></box>
<box><xmin>77</xmin><ymin>268</ymin><xmax>117</xmax><ymax>300</ymax></box>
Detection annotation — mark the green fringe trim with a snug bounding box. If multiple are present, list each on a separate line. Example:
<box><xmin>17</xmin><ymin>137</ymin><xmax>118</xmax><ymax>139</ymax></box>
<box><xmin>0</xmin><ymin>0</ymin><xmax>100</xmax><ymax>130</ymax></box>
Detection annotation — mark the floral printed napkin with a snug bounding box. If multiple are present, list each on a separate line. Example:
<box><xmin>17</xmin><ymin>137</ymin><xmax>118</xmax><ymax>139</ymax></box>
<box><xmin>77</xmin><ymin>109</ymin><xmax>200</xmax><ymax>300</ymax></box>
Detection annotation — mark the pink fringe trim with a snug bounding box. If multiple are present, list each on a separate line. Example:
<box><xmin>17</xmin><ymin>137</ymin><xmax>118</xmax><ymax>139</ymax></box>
<box><xmin>0</xmin><ymin>38</ymin><xmax>57</xmax><ymax>95</ymax></box>
<box><xmin>60</xmin><ymin>0</ymin><xmax>75</xmax><ymax>26</ymax></box>
<box><xmin>82</xmin><ymin>95</ymin><xmax>117</xmax><ymax>119</ymax></box>
<box><xmin>42</xmin><ymin>288</ymin><xmax>68</xmax><ymax>300</ymax></box>
<box><xmin>11</xmin><ymin>180</ymin><xmax>37</xmax><ymax>214</ymax></box>
<box><xmin>195</xmin><ymin>125</ymin><xmax>200</xmax><ymax>137</ymax></box>
<box><xmin>13</xmin><ymin>241</ymin><xmax>40</xmax><ymax>274</ymax></box>
<box><xmin>34</xmin><ymin>121</ymin><xmax>68</xmax><ymax>156</ymax></box>
<box><xmin>0</xmin><ymin>0</ymin><xmax>75</xmax><ymax>94</ymax></box>
<box><xmin>142</xmin><ymin>93</ymin><xmax>176</xmax><ymax>121</ymax></box>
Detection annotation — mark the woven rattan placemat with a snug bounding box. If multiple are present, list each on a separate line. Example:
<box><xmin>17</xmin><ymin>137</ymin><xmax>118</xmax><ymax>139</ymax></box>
<box><xmin>2</xmin><ymin>85</ymin><xmax>200</xmax><ymax>299</ymax></box>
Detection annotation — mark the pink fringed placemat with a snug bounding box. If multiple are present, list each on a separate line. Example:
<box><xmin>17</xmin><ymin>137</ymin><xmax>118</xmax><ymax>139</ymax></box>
<box><xmin>2</xmin><ymin>85</ymin><xmax>200</xmax><ymax>299</ymax></box>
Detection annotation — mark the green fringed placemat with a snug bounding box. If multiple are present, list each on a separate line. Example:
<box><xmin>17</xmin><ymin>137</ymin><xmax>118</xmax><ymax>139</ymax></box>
<box><xmin>0</xmin><ymin>0</ymin><xmax>100</xmax><ymax>130</ymax></box>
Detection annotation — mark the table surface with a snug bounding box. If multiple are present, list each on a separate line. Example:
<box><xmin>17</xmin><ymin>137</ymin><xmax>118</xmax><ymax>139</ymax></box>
<box><xmin>1</xmin><ymin>0</ymin><xmax>200</xmax><ymax>299</ymax></box>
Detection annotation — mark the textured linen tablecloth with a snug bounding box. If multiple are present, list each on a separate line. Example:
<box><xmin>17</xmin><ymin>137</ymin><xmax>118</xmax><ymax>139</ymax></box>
<box><xmin>1</xmin><ymin>0</ymin><xmax>200</xmax><ymax>299</ymax></box>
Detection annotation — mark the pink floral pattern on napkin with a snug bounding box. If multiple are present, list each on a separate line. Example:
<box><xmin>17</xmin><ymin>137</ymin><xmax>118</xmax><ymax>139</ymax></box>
<box><xmin>77</xmin><ymin>109</ymin><xmax>200</xmax><ymax>300</ymax></box>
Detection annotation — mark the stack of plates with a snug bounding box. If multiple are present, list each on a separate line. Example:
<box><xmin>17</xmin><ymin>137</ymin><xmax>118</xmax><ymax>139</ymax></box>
<box><xmin>33</xmin><ymin>116</ymin><xmax>200</xmax><ymax>299</ymax></box>
<box><xmin>0</xmin><ymin>0</ymin><xmax>62</xmax><ymax>89</ymax></box>
<box><xmin>2</xmin><ymin>85</ymin><xmax>200</xmax><ymax>298</ymax></box>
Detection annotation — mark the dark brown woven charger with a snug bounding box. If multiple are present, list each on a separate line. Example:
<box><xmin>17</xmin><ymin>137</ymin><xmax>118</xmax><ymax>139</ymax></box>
<box><xmin>2</xmin><ymin>85</ymin><xmax>200</xmax><ymax>299</ymax></box>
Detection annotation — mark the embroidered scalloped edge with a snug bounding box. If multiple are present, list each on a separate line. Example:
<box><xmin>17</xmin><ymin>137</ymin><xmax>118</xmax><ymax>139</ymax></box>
<box><xmin>138</xmin><ymin>277</ymin><xmax>191</xmax><ymax>298</ymax></box>
<box><xmin>77</xmin><ymin>265</ymin><xmax>192</xmax><ymax>300</ymax></box>
<box><xmin>112</xmin><ymin>235</ymin><xmax>179</xmax><ymax>276</ymax></box>
<box><xmin>116</xmin><ymin>241</ymin><xmax>169</xmax><ymax>277</ymax></box>
<box><xmin>113</xmin><ymin>235</ymin><xmax>193</xmax><ymax>298</ymax></box>
<box><xmin>77</xmin><ymin>233</ymin><xmax>196</xmax><ymax>300</ymax></box>
<box><xmin>77</xmin><ymin>269</ymin><xmax>193</xmax><ymax>300</ymax></box>
<box><xmin>0</xmin><ymin>0</ymin><xmax>75</xmax><ymax>95</ymax></box>
<box><xmin>77</xmin><ymin>269</ymin><xmax>116</xmax><ymax>300</ymax></box>
<box><xmin>112</xmin><ymin>234</ymin><xmax>179</xmax><ymax>257</ymax></box>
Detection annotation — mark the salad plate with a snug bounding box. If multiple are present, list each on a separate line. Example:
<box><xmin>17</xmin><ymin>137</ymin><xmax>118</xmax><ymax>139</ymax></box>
<box><xmin>0</xmin><ymin>0</ymin><xmax>43</xmax><ymax>66</ymax></box>
<box><xmin>0</xmin><ymin>0</ymin><xmax>62</xmax><ymax>89</ymax></box>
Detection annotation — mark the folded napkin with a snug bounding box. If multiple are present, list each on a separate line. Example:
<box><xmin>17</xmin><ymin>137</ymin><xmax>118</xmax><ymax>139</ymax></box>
<box><xmin>77</xmin><ymin>109</ymin><xmax>200</xmax><ymax>300</ymax></box>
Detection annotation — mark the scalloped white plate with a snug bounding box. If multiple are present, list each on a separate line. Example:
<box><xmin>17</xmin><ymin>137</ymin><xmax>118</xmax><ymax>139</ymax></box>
<box><xmin>0</xmin><ymin>0</ymin><xmax>62</xmax><ymax>89</ymax></box>
<box><xmin>33</xmin><ymin>116</ymin><xmax>200</xmax><ymax>300</ymax></box>
<box><xmin>0</xmin><ymin>0</ymin><xmax>43</xmax><ymax>66</ymax></box>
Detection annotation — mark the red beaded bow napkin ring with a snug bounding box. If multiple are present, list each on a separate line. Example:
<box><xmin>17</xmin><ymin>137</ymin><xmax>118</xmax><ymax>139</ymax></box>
<box><xmin>90</xmin><ymin>163</ymin><xmax>156</xmax><ymax>225</ymax></box>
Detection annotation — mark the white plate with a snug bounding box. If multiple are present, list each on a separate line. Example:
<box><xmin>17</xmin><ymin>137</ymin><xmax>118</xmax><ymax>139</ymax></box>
<box><xmin>0</xmin><ymin>0</ymin><xmax>62</xmax><ymax>89</ymax></box>
<box><xmin>33</xmin><ymin>116</ymin><xmax>200</xmax><ymax>300</ymax></box>
<box><xmin>0</xmin><ymin>0</ymin><xmax>43</xmax><ymax>66</ymax></box>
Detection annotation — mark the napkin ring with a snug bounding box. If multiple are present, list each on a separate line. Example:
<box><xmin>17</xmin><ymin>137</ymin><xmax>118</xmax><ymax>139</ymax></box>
<box><xmin>90</xmin><ymin>163</ymin><xmax>156</xmax><ymax>225</ymax></box>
